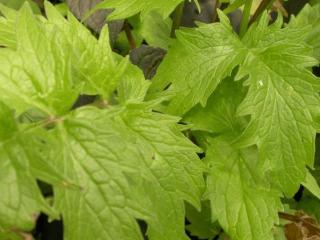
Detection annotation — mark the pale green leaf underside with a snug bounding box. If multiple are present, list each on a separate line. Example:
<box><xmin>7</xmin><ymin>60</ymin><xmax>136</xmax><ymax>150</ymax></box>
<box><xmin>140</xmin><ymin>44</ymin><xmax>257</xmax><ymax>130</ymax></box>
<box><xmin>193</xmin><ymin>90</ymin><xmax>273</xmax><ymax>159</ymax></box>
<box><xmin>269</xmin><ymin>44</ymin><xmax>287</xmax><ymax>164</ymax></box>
<box><xmin>52</xmin><ymin>103</ymin><xmax>204</xmax><ymax>240</ymax></box>
<box><xmin>205</xmin><ymin>137</ymin><xmax>282</xmax><ymax>240</ymax></box>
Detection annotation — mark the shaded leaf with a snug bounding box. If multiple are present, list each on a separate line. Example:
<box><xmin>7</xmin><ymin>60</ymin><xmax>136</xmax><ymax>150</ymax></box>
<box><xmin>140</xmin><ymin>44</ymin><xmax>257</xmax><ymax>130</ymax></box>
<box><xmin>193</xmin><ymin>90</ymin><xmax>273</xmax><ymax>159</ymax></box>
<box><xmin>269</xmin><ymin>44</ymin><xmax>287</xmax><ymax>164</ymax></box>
<box><xmin>129</xmin><ymin>45</ymin><xmax>166</xmax><ymax>79</ymax></box>
<box><xmin>185</xmin><ymin>201</ymin><xmax>220</xmax><ymax>240</ymax></box>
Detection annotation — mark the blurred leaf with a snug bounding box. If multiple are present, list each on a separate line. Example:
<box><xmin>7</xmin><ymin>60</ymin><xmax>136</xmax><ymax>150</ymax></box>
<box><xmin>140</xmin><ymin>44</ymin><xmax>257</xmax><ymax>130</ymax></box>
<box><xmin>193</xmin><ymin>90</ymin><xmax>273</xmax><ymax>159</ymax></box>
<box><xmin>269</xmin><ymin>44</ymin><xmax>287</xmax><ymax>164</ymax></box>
<box><xmin>0</xmin><ymin>0</ymin><xmax>40</xmax><ymax>12</ymax></box>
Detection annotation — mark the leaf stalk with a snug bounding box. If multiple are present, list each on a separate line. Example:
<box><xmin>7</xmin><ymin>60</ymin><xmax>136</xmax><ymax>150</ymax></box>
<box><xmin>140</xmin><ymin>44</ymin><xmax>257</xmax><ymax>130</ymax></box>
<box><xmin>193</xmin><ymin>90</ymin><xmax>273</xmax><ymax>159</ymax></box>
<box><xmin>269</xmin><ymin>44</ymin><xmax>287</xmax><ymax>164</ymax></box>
<box><xmin>239</xmin><ymin>0</ymin><xmax>253</xmax><ymax>37</ymax></box>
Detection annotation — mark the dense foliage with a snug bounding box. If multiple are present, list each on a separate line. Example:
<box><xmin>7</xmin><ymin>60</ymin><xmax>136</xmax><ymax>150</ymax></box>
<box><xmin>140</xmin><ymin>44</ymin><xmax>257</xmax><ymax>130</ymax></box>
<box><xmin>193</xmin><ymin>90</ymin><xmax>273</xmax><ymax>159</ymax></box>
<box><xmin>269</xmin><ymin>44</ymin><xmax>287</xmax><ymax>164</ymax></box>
<box><xmin>0</xmin><ymin>0</ymin><xmax>320</xmax><ymax>239</ymax></box>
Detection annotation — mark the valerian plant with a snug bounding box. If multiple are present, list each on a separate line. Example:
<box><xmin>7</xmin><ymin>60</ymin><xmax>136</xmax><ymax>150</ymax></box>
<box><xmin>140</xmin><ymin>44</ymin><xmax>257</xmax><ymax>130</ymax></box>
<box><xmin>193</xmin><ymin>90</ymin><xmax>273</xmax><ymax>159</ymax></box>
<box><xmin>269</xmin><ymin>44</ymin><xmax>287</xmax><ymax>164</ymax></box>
<box><xmin>0</xmin><ymin>0</ymin><xmax>320</xmax><ymax>240</ymax></box>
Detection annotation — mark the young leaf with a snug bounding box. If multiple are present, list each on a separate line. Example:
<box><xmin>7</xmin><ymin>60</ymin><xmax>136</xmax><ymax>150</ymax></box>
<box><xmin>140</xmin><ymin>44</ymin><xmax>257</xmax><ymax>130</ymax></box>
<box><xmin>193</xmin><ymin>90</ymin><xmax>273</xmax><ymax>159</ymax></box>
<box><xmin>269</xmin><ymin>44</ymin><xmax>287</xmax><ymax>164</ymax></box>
<box><xmin>44</xmin><ymin>1</ymin><xmax>124</xmax><ymax>98</ymax></box>
<box><xmin>0</xmin><ymin>4</ymin><xmax>78</xmax><ymax>115</ymax></box>
<box><xmin>205</xmin><ymin>136</ymin><xmax>282</xmax><ymax>240</ymax></box>
<box><xmin>0</xmin><ymin>2</ymin><xmax>128</xmax><ymax>114</ymax></box>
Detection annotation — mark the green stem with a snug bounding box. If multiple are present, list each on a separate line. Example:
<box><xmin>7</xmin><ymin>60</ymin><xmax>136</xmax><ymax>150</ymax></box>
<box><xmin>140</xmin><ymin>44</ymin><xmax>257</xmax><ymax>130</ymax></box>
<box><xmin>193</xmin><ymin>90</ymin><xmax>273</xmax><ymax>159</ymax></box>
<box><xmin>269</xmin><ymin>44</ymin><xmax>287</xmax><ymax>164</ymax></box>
<box><xmin>170</xmin><ymin>1</ymin><xmax>185</xmax><ymax>38</ymax></box>
<box><xmin>249</xmin><ymin>0</ymin><xmax>275</xmax><ymax>26</ymax></box>
<box><xmin>239</xmin><ymin>0</ymin><xmax>253</xmax><ymax>37</ymax></box>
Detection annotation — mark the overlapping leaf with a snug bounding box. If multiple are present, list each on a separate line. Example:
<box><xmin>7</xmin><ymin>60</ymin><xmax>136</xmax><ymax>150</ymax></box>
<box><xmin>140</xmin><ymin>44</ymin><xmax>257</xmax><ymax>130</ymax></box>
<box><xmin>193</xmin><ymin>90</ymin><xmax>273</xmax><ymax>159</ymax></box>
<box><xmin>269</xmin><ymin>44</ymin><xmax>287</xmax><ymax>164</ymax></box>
<box><xmin>151</xmin><ymin>11</ymin><xmax>320</xmax><ymax>196</ymax></box>
<box><xmin>289</xmin><ymin>3</ymin><xmax>320</xmax><ymax>61</ymax></box>
<box><xmin>186</xmin><ymin>77</ymin><xmax>283</xmax><ymax>240</ymax></box>
<box><xmin>148</xmin><ymin>14</ymin><xmax>246</xmax><ymax>115</ymax></box>
<box><xmin>0</xmin><ymin>2</ymin><xmax>125</xmax><ymax>109</ymax></box>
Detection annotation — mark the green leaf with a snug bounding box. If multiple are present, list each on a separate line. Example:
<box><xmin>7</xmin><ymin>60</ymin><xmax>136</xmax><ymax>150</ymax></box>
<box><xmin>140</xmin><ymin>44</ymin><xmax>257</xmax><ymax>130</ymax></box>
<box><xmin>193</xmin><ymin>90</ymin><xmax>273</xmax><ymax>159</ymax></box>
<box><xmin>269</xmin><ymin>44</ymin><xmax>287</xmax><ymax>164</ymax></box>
<box><xmin>0</xmin><ymin>3</ymin><xmax>78</xmax><ymax>115</ymax></box>
<box><xmin>235</xmin><ymin>14</ymin><xmax>320</xmax><ymax>195</ymax></box>
<box><xmin>50</xmin><ymin>103</ymin><xmax>205</xmax><ymax>240</ymax></box>
<box><xmin>151</xmin><ymin>11</ymin><xmax>320</xmax><ymax>196</ymax></box>
<box><xmin>148</xmin><ymin>13</ymin><xmax>246</xmax><ymax>115</ymax></box>
<box><xmin>93</xmin><ymin>0</ymin><xmax>186</xmax><ymax>20</ymax></box>
<box><xmin>117</xmin><ymin>61</ymin><xmax>151</xmax><ymax>104</ymax></box>
<box><xmin>44</xmin><ymin>1</ymin><xmax>124</xmax><ymax>98</ymax></box>
<box><xmin>205</xmin><ymin>136</ymin><xmax>282</xmax><ymax>240</ymax></box>
<box><xmin>288</xmin><ymin>3</ymin><xmax>320</xmax><ymax>61</ymax></box>
<box><xmin>0</xmin><ymin>2</ymin><xmax>128</xmax><ymax>114</ymax></box>
<box><xmin>138</xmin><ymin>11</ymin><xmax>172</xmax><ymax>49</ymax></box>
